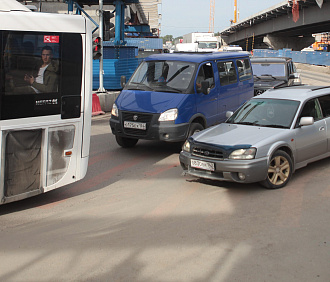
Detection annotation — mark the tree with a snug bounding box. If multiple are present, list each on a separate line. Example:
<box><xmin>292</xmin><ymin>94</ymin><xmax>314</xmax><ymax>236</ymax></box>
<box><xmin>161</xmin><ymin>35</ymin><xmax>173</xmax><ymax>44</ymax></box>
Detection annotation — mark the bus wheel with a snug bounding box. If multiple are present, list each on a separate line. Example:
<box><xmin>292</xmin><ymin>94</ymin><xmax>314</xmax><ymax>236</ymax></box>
<box><xmin>115</xmin><ymin>136</ymin><xmax>138</xmax><ymax>148</ymax></box>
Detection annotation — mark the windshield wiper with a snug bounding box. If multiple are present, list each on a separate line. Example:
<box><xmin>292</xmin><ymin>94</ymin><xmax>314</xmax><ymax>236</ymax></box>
<box><xmin>260</xmin><ymin>74</ymin><xmax>277</xmax><ymax>80</ymax></box>
<box><xmin>259</xmin><ymin>124</ymin><xmax>288</xmax><ymax>129</ymax></box>
<box><xmin>163</xmin><ymin>85</ymin><xmax>182</xmax><ymax>93</ymax></box>
<box><xmin>127</xmin><ymin>82</ymin><xmax>154</xmax><ymax>91</ymax></box>
<box><xmin>235</xmin><ymin>121</ymin><xmax>259</xmax><ymax>126</ymax></box>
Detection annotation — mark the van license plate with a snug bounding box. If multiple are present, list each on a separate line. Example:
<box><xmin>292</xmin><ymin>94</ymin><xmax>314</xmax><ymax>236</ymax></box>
<box><xmin>124</xmin><ymin>121</ymin><xmax>146</xmax><ymax>130</ymax></box>
<box><xmin>191</xmin><ymin>159</ymin><xmax>215</xmax><ymax>171</ymax></box>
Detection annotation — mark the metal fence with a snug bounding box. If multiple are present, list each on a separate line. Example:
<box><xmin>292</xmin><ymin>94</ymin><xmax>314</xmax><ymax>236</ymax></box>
<box><xmin>253</xmin><ymin>49</ymin><xmax>330</xmax><ymax>66</ymax></box>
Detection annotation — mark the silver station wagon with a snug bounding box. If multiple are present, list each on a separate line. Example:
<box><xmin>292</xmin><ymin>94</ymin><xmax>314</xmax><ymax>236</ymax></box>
<box><xmin>180</xmin><ymin>86</ymin><xmax>330</xmax><ymax>189</ymax></box>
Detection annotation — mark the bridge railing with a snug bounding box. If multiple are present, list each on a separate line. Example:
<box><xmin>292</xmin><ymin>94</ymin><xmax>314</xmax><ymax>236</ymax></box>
<box><xmin>253</xmin><ymin>49</ymin><xmax>330</xmax><ymax>66</ymax></box>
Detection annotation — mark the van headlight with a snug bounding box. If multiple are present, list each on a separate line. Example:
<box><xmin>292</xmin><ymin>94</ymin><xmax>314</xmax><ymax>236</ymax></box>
<box><xmin>182</xmin><ymin>140</ymin><xmax>191</xmax><ymax>152</ymax></box>
<box><xmin>158</xmin><ymin>108</ymin><xmax>178</xmax><ymax>122</ymax></box>
<box><xmin>229</xmin><ymin>148</ymin><xmax>256</xmax><ymax>160</ymax></box>
<box><xmin>111</xmin><ymin>103</ymin><xmax>118</xmax><ymax>117</ymax></box>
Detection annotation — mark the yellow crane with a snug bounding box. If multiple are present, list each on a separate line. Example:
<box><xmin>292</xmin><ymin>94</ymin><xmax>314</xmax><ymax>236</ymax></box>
<box><xmin>234</xmin><ymin>0</ymin><xmax>238</xmax><ymax>23</ymax></box>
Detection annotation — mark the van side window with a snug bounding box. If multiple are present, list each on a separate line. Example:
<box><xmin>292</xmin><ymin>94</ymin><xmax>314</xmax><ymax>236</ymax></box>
<box><xmin>237</xmin><ymin>58</ymin><xmax>252</xmax><ymax>81</ymax></box>
<box><xmin>196</xmin><ymin>63</ymin><xmax>214</xmax><ymax>93</ymax></box>
<box><xmin>318</xmin><ymin>95</ymin><xmax>330</xmax><ymax>118</ymax></box>
<box><xmin>217</xmin><ymin>61</ymin><xmax>237</xmax><ymax>86</ymax></box>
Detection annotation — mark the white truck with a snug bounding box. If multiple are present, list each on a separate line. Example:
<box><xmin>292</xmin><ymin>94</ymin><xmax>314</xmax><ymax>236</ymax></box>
<box><xmin>175</xmin><ymin>32</ymin><xmax>219</xmax><ymax>52</ymax></box>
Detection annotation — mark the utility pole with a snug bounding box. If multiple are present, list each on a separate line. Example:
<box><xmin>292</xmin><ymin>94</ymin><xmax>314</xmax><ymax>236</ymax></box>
<box><xmin>209</xmin><ymin>0</ymin><xmax>215</xmax><ymax>33</ymax></box>
<box><xmin>98</xmin><ymin>0</ymin><xmax>105</xmax><ymax>92</ymax></box>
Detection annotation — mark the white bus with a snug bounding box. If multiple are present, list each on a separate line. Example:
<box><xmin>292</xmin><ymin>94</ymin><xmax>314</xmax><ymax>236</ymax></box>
<box><xmin>0</xmin><ymin>1</ymin><xmax>93</xmax><ymax>204</ymax></box>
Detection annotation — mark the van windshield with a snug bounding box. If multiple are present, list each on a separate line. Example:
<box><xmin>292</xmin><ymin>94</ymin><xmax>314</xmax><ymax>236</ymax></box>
<box><xmin>126</xmin><ymin>60</ymin><xmax>196</xmax><ymax>93</ymax></box>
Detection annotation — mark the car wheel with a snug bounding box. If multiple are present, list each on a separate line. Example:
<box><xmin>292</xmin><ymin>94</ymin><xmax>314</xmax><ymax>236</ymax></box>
<box><xmin>260</xmin><ymin>150</ymin><xmax>293</xmax><ymax>189</ymax></box>
<box><xmin>188</xmin><ymin>123</ymin><xmax>204</xmax><ymax>138</ymax></box>
<box><xmin>115</xmin><ymin>135</ymin><xmax>138</xmax><ymax>148</ymax></box>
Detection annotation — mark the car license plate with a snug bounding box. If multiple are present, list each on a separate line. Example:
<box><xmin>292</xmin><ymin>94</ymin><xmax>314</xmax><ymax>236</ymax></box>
<box><xmin>191</xmin><ymin>159</ymin><xmax>215</xmax><ymax>171</ymax></box>
<box><xmin>124</xmin><ymin>121</ymin><xmax>146</xmax><ymax>130</ymax></box>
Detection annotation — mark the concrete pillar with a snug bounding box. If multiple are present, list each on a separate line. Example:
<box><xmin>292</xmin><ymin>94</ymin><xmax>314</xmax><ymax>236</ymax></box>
<box><xmin>263</xmin><ymin>34</ymin><xmax>315</xmax><ymax>51</ymax></box>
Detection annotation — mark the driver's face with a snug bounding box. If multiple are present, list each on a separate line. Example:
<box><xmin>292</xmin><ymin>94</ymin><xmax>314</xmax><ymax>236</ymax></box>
<box><xmin>41</xmin><ymin>50</ymin><xmax>52</xmax><ymax>64</ymax></box>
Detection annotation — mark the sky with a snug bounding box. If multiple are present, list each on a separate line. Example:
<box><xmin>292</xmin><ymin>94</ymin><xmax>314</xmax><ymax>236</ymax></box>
<box><xmin>160</xmin><ymin>0</ymin><xmax>284</xmax><ymax>38</ymax></box>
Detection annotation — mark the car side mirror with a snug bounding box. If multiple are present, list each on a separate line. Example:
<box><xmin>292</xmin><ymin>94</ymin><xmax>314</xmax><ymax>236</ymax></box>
<box><xmin>120</xmin><ymin>75</ymin><xmax>126</xmax><ymax>88</ymax></box>
<box><xmin>226</xmin><ymin>111</ymin><xmax>234</xmax><ymax>118</ymax></box>
<box><xmin>299</xmin><ymin>116</ymin><xmax>314</xmax><ymax>126</ymax></box>
<box><xmin>201</xmin><ymin>81</ymin><xmax>210</xmax><ymax>95</ymax></box>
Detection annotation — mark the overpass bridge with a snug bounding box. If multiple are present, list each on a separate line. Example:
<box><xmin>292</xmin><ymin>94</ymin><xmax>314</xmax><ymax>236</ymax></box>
<box><xmin>220</xmin><ymin>0</ymin><xmax>330</xmax><ymax>51</ymax></box>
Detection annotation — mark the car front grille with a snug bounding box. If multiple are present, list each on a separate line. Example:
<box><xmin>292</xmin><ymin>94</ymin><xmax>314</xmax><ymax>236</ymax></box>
<box><xmin>121</xmin><ymin>111</ymin><xmax>154</xmax><ymax>136</ymax></box>
<box><xmin>122</xmin><ymin>111</ymin><xmax>153</xmax><ymax>123</ymax></box>
<box><xmin>192</xmin><ymin>146</ymin><xmax>225</xmax><ymax>160</ymax></box>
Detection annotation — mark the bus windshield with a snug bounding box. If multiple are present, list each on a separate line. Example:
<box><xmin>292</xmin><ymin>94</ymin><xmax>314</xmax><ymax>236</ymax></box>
<box><xmin>126</xmin><ymin>60</ymin><xmax>196</xmax><ymax>93</ymax></box>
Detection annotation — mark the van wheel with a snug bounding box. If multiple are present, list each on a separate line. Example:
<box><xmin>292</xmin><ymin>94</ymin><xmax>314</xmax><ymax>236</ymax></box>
<box><xmin>188</xmin><ymin>123</ymin><xmax>204</xmax><ymax>138</ymax></box>
<box><xmin>260</xmin><ymin>150</ymin><xmax>293</xmax><ymax>189</ymax></box>
<box><xmin>115</xmin><ymin>135</ymin><xmax>138</xmax><ymax>148</ymax></box>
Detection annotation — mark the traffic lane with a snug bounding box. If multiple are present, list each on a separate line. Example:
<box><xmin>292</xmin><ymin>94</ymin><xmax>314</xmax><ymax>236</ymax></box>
<box><xmin>1</xmin><ymin>154</ymin><xmax>330</xmax><ymax>281</ymax></box>
<box><xmin>1</xmin><ymin>114</ymin><xmax>330</xmax><ymax>280</ymax></box>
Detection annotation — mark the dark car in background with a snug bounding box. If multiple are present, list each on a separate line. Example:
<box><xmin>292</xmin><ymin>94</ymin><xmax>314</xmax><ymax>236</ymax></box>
<box><xmin>251</xmin><ymin>57</ymin><xmax>301</xmax><ymax>96</ymax></box>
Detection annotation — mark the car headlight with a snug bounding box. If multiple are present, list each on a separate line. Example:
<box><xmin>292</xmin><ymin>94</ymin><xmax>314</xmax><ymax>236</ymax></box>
<box><xmin>111</xmin><ymin>103</ymin><xmax>118</xmax><ymax>117</ymax></box>
<box><xmin>182</xmin><ymin>140</ymin><xmax>191</xmax><ymax>152</ymax></box>
<box><xmin>158</xmin><ymin>108</ymin><xmax>178</xmax><ymax>122</ymax></box>
<box><xmin>229</xmin><ymin>148</ymin><xmax>256</xmax><ymax>160</ymax></box>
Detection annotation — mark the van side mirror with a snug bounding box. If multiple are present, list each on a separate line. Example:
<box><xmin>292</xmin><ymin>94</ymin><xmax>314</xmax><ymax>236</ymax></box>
<box><xmin>226</xmin><ymin>111</ymin><xmax>233</xmax><ymax>118</ymax></box>
<box><xmin>201</xmin><ymin>81</ymin><xmax>210</xmax><ymax>95</ymax></box>
<box><xmin>120</xmin><ymin>76</ymin><xmax>126</xmax><ymax>88</ymax></box>
<box><xmin>299</xmin><ymin>116</ymin><xmax>314</xmax><ymax>126</ymax></box>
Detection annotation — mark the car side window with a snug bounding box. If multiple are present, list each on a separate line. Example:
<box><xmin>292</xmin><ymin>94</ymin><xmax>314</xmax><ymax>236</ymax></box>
<box><xmin>318</xmin><ymin>94</ymin><xmax>330</xmax><ymax>118</ymax></box>
<box><xmin>196</xmin><ymin>62</ymin><xmax>215</xmax><ymax>93</ymax></box>
<box><xmin>237</xmin><ymin>58</ymin><xmax>252</xmax><ymax>81</ymax></box>
<box><xmin>299</xmin><ymin>99</ymin><xmax>323</xmax><ymax>121</ymax></box>
<box><xmin>217</xmin><ymin>61</ymin><xmax>237</xmax><ymax>86</ymax></box>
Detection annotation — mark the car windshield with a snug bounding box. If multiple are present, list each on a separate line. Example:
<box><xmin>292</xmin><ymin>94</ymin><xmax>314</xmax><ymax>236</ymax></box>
<box><xmin>252</xmin><ymin>62</ymin><xmax>286</xmax><ymax>77</ymax></box>
<box><xmin>226</xmin><ymin>98</ymin><xmax>300</xmax><ymax>129</ymax></box>
<box><xmin>127</xmin><ymin>60</ymin><xmax>196</xmax><ymax>93</ymax></box>
<box><xmin>198</xmin><ymin>42</ymin><xmax>217</xmax><ymax>49</ymax></box>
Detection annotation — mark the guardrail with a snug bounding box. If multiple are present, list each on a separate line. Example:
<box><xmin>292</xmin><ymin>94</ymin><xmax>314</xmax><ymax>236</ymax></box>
<box><xmin>253</xmin><ymin>49</ymin><xmax>330</xmax><ymax>66</ymax></box>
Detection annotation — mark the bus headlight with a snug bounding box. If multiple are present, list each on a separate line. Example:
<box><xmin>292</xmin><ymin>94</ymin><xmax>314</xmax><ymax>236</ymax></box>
<box><xmin>182</xmin><ymin>140</ymin><xmax>191</xmax><ymax>152</ymax></box>
<box><xmin>111</xmin><ymin>103</ymin><xmax>118</xmax><ymax>117</ymax></box>
<box><xmin>229</xmin><ymin>148</ymin><xmax>256</xmax><ymax>160</ymax></box>
<box><xmin>158</xmin><ymin>108</ymin><xmax>178</xmax><ymax>122</ymax></box>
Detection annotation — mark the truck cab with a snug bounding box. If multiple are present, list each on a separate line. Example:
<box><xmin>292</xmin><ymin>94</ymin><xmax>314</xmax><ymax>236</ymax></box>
<box><xmin>110</xmin><ymin>52</ymin><xmax>254</xmax><ymax>148</ymax></box>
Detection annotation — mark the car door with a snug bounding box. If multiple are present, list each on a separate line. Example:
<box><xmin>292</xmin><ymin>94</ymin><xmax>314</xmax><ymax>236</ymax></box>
<box><xmin>195</xmin><ymin>62</ymin><xmax>219</xmax><ymax>126</ymax></box>
<box><xmin>295</xmin><ymin>98</ymin><xmax>327</xmax><ymax>163</ymax></box>
<box><xmin>317</xmin><ymin>94</ymin><xmax>330</xmax><ymax>151</ymax></box>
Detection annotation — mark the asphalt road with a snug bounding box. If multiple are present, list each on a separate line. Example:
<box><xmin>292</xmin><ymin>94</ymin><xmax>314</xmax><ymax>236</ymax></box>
<box><xmin>0</xmin><ymin>65</ymin><xmax>330</xmax><ymax>282</ymax></box>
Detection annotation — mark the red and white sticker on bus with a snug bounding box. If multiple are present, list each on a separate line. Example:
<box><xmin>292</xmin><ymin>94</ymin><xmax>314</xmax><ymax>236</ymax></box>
<box><xmin>44</xmin><ymin>35</ymin><xmax>59</xmax><ymax>43</ymax></box>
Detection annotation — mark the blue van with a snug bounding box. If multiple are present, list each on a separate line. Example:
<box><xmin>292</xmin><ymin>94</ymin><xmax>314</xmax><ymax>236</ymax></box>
<box><xmin>110</xmin><ymin>52</ymin><xmax>254</xmax><ymax>147</ymax></box>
